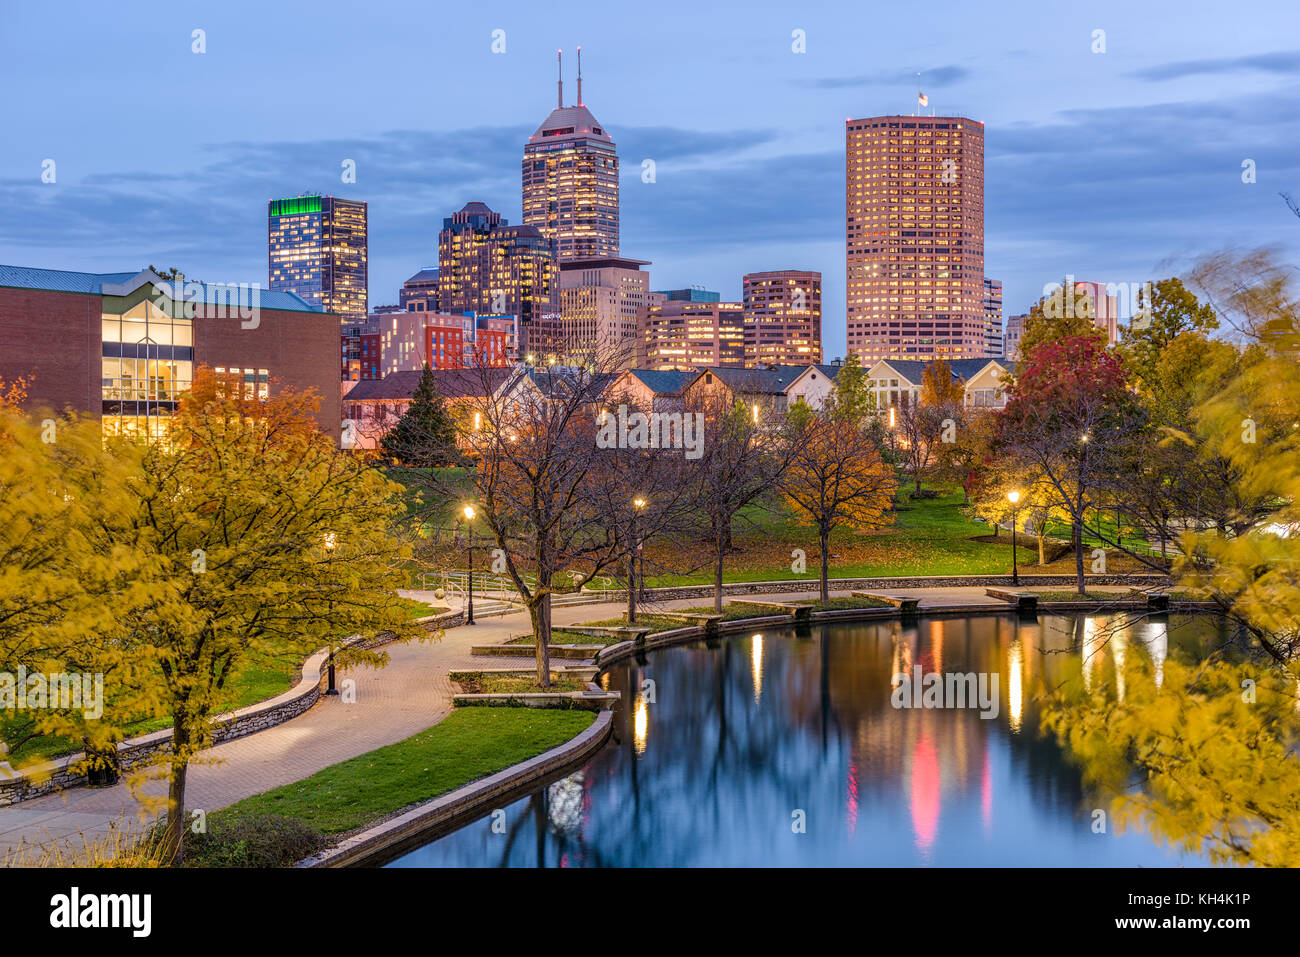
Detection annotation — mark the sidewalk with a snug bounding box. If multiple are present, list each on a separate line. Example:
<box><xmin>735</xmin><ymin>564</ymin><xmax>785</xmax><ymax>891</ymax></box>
<box><xmin>0</xmin><ymin>584</ymin><xmax>1067</xmax><ymax>858</ymax></box>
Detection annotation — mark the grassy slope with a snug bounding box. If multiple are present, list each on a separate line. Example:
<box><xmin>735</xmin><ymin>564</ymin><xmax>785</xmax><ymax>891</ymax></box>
<box><xmin>220</xmin><ymin>707</ymin><xmax>595</xmax><ymax>834</ymax></box>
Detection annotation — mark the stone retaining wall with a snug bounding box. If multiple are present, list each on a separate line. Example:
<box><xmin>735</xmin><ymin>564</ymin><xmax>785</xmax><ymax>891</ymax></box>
<box><xmin>589</xmin><ymin>573</ymin><xmax>1172</xmax><ymax>604</ymax></box>
<box><xmin>0</xmin><ymin>611</ymin><xmax>458</xmax><ymax>807</ymax></box>
<box><xmin>298</xmin><ymin>710</ymin><xmax>614</xmax><ymax>868</ymax></box>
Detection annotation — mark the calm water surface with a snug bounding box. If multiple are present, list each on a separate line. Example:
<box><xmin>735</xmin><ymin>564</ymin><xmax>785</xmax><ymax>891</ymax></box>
<box><xmin>388</xmin><ymin>613</ymin><xmax>1230</xmax><ymax>867</ymax></box>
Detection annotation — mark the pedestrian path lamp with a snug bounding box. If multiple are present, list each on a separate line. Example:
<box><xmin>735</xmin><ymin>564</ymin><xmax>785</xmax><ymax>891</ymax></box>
<box><xmin>323</xmin><ymin>531</ymin><xmax>339</xmax><ymax>695</ymax></box>
<box><xmin>1007</xmin><ymin>491</ymin><xmax>1021</xmax><ymax>586</ymax></box>
<box><xmin>463</xmin><ymin>505</ymin><xmax>476</xmax><ymax>625</ymax></box>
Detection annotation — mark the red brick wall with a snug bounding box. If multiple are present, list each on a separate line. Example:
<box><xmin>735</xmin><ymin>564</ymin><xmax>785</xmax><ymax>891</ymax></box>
<box><xmin>0</xmin><ymin>286</ymin><xmax>99</xmax><ymax>416</ymax></box>
<box><xmin>193</xmin><ymin>305</ymin><xmax>340</xmax><ymax>436</ymax></box>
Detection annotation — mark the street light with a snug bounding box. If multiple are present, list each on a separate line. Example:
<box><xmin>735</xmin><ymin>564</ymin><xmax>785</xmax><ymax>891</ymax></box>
<box><xmin>323</xmin><ymin>531</ymin><xmax>339</xmax><ymax>695</ymax></box>
<box><xmin>629</xmin><ymin>497</ymin><xmax>647</xmax><ymax>623</ymax></box>
<box><xmin>463</xmin><ymin>505</ymin><xmax>476</xmax><ymax>625</ymax></box>
<box><xmin>1006</xmin><ymin>490</ymin><xmax>1021</xmax><ymax>586</ymax></box>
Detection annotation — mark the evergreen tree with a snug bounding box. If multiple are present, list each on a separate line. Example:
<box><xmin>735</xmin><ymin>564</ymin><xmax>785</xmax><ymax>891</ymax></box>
<box><xmin>381</xmin><ymin>365</ymin><xmax>460</xmax><ymax>467</ymax></box>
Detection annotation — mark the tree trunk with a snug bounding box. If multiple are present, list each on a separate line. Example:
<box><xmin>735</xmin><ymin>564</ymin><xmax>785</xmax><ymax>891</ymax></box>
<box><xmin>713</xmin><ymin>527</ymin><xmax>725</xmax><ymax>613</ymax></box>
<box><xmin>819</xmin><ymin>524</ymin><xmax>830</xmax><ymax>602</ymax></box>
<box><xmin>1072</xmin><ymin>519</ymin><xmax>1086</xmax><ymax>595</ymax></box>
<box><xmin>162</xmin><ymin>724</ymin><xmax>190</xmax><ymax>866</ymax></box>
<box><xmin>530</xmin><ymin>595</ymin><xmax>552</xmax><ymax>688</ymax></box>
<box><xmin>1037</xmin><ymin>528</ymin><xmax>1046</xmax><ymax>566</ymax></box>
<box><xmin>626</xmin><ymin>552</ymin><xmax>636</xmax><ymax>623</ymax></box>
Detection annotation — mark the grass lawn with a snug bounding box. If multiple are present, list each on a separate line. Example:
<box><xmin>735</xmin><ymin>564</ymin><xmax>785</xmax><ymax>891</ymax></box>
<box><xmin>217</xmin><ymin>707</ymin><xmax>595</xmax><ymax>835</ymax></box>
<box><xmin>506</xmin><ymin>629</ymin><xmax>618</xmax><ymax>646</ymax></box>
<box><xmin>3</xmin><ymin>596</ymin><xmax>445</xmax><ymax>765</ymax></box>
<box><xmin>790</xmin><ymin>596</ymin><xmax>896</xmax><ymax>609</ymax></box>
<box><xmin>450</xmin><ymin>672</ymin><xmax>587</xmax><ymax>694</ymax></box>
<box><xmin>600</xmin><ymin>488</ymin><xmax>1167</xmax><ymax>586</ymax></box>
<box><xmin>1031</xmin><ymin>590</ymin><xmax>1142</xmax><ymax>602</ymax></box>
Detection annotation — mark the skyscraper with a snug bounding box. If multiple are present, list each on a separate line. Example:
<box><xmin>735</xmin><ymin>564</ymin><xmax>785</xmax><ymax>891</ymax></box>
<box><xmin>437</xmin><ymin>201</ymin><xmax>557</xmax><ymax>357</ymax></box>
<box><xmin>743</xmin><ymin>270</ymin><xmax>823</xmax><ymax>366</ymax></box>
<box><xmin>522</xmin><ymin>50</ymin><xmax>619</xmax><ymax>261</ymax></box>
<box><xmin>268</xmin><ymin>194</ymin><xmax>368</xmax><ymax>325</ymax></box>
<box><xmin>983</xmin><ymin>278</ymin><xmax>1003</xmax><ymax>357</ymax></box>
<box><xmin>639</xmin><ymin>300</ymin><xmax>745</xmax><ymax>370</ymax></box>
<box><xmin>550</xmin><ymin>256</ymin><xmax>655</xmax><ymax>368</ymax></box>
<box><xmin>845</xmin><ymin>115</ymin><xmax>985</xmax><ymax>363</ymax></box>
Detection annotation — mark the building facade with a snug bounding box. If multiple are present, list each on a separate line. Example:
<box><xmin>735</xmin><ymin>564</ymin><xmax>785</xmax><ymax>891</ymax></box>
<box><xmin>522</xmin><ymin>66</ymin><xmax>619</xmax><ymax>261</ymax></box>
<box><xmin>639</xmin><ymin>299</ymin><xmax>745</xmax><ymax>370</ymax></box>
<box><xmin>268</xmin><ymin>194</ymin><xmax>368</xmax><ymax>326</ymax></box>
<box><xmin>1003</xmin><ymin>313</ymin><xmax>1026</xmax><ymax>360</ymax></box>
<box><xmin>846</xmin><ymin>115</ymin><xmax>985</xmax><ymax>364</ymax></box>
<box><xmin>437</xmin><ymin>202</ymin><xmax>557</xmax><ymax>357</ymax></box>
<box><xmin>742</xmin><ymin>270</ymin><xmax>823</xmax><ymax>366</ymax></box>
<box><xmin>983</xmin><ymin>277</ymin><xmax>1003</xmax><ymax>357</ymax></box>
<box><xmin>545</xmin><ymin>256</ymin><xmax>655</xmax><ymax>367</ymax></box>
<box><xmin>399</xmin><ymin>267</ymin><xmax>440</xmax><ymax>313</ymax></box>
<box><xmin>1</xmin><ymin>265</ymin><xmax>339</xmax><ymax>437</ymax></box>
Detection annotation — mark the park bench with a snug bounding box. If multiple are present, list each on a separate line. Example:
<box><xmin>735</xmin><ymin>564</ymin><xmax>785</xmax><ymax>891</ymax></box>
<box><xmin>985</xmin><ymin>588</ymin><xmax>1038</xmax><ymax>614</ymax></box>
<box><xmin>733</xmin><ymin>600</ymin><xmax>813</xmax><ymax>622</ymax></box>
<box><xmin>1129</xmin><ymin>588</ymin><xmax>1171</xmax><ymax>611</ymax></box>
<box><xmin>675</xmin><ymin>612</ymin><xmax>725</xmax><ymax>633</ymax></box>
<box><xmin>851</xmin><ymin>591</ymin><xmax>920</xmax><ymax>615</ymax></box>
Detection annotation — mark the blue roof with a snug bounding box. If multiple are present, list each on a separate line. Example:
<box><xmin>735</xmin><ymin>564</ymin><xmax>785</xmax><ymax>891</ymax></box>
<box><xmin>0</xmin><ymin>264</ymin><xmax>139</xmax><ymax>294</ymax></box>
<box><xmin>625</xmin><ymin>368</ymin><xmax>697</xmax><ymax>395</ymax></box>
<box><xmin>0</xmin><ymin>264</ymin><xmax>323</xmax><ymax>313</ymax></box>
<box><xmin>873</xmin><ymin>357</ymin><xmax>1012</xmax><ymax>384</ymax></box>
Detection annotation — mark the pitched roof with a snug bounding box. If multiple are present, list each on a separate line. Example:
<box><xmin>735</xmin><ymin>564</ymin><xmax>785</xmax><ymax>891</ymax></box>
<box><xmin>529</xmin><ymin>105</ymin><xmax>613</xmax><ymax>142</ymax></box>
<box><xmin>344</xmin><ymin>367</ymin><xmax>510</xmax><ymax>402</ymax></box>
<box><xmin>622</xmin><ymin>368</ymin><xmax>697</xmax><ymax>396</ymax></box>
<box><xmin>872</xmin><ymin>357</ymin><xmax>1014</xmax><ymax>385</ymax></box>
<box><xmin>694</xmin><ymin>364</ymin><xmax>810</xmax><ymax>394</ymax></box>
<box><xmin>0</xmin><ymin>264</ymin><xmax>322</xmax><ymax>313</ymax></box>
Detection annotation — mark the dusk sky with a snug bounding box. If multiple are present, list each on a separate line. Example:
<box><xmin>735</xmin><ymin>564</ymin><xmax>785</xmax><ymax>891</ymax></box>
<box><xmin>3</xmin><ymin>0</ymin><xmax>1297</xmax><ymax>358</ymax></box>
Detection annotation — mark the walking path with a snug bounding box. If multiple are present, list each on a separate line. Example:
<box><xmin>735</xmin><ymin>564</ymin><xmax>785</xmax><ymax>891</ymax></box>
<box><xmin>0</xmin><ymin>584</ymin><xmax>1117</xmax><ymax>859</ymax></box>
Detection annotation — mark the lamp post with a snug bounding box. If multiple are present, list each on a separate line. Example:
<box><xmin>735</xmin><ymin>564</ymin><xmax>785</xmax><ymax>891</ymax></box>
<box><xmin>629</xmin><ymin>497</ymin><xmax>647</xmax><ymax>623</ymax></box>
<box><xmin>323</xmin><ymin>531</ymin><xmax>338</xmax><ymax>695</ymax></box>
<box><xmin>1006</xmin><ymin>491</ymin><xmax>1020</xmax><ymax>586</ymax></box>
<box><xmin>463</xmin><ymin>505</ymin><xmax>476</xmax><ymax>625</ymax></box>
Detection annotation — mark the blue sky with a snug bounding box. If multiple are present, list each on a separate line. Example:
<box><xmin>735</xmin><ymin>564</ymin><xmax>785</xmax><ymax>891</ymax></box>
<box><xmin>2</xmin><ymin>0</ymin><xmax>1297</xmax><ymax>358</ymax></box>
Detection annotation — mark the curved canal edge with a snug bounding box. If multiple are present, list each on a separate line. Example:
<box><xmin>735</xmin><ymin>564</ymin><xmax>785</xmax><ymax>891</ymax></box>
<box><xmin>296</xmin><ymin>710</ymin><xmax>613</xmax><ymax>868</ymax></box>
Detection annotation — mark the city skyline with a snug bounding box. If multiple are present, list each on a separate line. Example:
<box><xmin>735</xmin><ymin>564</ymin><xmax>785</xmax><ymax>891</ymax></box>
<box><xmin>2</xmin><ymin>0</ymin><xmax>1297</xmax><ymax>360</ymax></box>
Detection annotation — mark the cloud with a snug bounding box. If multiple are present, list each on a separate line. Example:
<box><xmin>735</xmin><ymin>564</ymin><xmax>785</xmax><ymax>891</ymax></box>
<box><xmin>1127</xmin><ymin>51</ymin><xmax>1300</xmax><ymax>82</ymax></box>
<box><xmin>802</xmin><ymin>65</ymin><xmax>971</xmax><ymax>89</ymax></box>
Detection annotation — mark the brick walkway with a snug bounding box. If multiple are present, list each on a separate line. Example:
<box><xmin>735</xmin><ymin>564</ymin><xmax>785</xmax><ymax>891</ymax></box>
<box><xmin>0</xmin><ymin>584</ymin><xmax>1108</xmax><ymax>858</ymax></box>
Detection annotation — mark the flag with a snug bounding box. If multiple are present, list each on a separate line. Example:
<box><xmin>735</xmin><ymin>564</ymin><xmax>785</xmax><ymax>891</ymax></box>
<box><xmin>918</xmin><ymin>92</ymin><xmax>928</xmax><ymax>107</ymax></box>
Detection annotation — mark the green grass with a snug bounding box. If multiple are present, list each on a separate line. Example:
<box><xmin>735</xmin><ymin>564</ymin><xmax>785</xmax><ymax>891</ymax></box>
<box><xmin>219</xmin><ymin>707</ymin><xmax>596</xmax><ymax>834</ymax></box>
<box><xmin>5</xmin><ymin>599</ymin><xmax>441</xmax><ymax>765</ymax></box>
<box><xmin>790</xmin><ymin>596</ymin><xmax>896</xmax><ymax>610</ymax></box>
<box><xmin>506</xmin><ymin>629</ymin><xmax>617</xmax><ymax>646</ymax></box>
<box><xmin>450</xmin><ymin>672</ymin><xmax>587</xmax><ymax>694</ymax></box>
<box><xmin>1031</xmin><ymin>590</ymin><xmax>1140</xmax><ymax>602</ymax></box>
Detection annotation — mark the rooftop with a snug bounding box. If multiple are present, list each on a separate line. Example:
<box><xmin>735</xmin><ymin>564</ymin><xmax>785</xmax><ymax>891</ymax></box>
<box><xmin>0</xmin><ymin>264</ymin><xmax>322</xmax><ymax>313</ymax></box>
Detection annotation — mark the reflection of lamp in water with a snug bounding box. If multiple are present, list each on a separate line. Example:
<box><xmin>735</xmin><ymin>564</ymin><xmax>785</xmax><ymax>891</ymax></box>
<box><xmin>1008</xmin><ymin>637</ymin><xmax>1023</xmax><ymax>732</ymax></box>
<box><xmin>751</xmin><ymin>634</ymin><xmax>764</xmax><ymax>701</ymax></box>
<box><xmin>1146</xmin><ymin>619</ymin><xmax>1168</xmax><ymax>689</ymax></box>
<box><xmin>633</xmin><ymin>694</ymin><xmax>648</xmax><ymax>755</ymax></box>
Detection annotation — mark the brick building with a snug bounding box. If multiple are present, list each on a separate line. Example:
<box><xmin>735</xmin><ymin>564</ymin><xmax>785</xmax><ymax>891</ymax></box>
<box><xmin>0</xmin><ymin>265</ymin><xmax>340</xmax><ymax>437</ymax></box>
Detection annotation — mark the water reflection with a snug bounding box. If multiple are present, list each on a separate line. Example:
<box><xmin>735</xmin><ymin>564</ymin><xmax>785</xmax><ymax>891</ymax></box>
<box><xmin>388</xmin><ymin>613</ymin><xmax>1231</xmax><ymax>867</ymax></box>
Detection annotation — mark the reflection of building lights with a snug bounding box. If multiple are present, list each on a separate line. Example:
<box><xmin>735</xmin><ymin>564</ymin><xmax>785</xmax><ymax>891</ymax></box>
<box><xmin>546</xmin><ymin>771</ymin><xmax>585</xmax><ymax>832</ymax></box>
<box><xmin>1008</xmin><ymin>637</ymin><xmax>1023</xmax><ymax>732</ymax></box>
<box><xmin>633</xmin><ymin>695</ymin><xmax>648</xmax><ymax>755</ymax></box>
<box><xmin>1113</xmin><ymin>627</ymin><xmax>1127</xmax><ymax>703</ymax></box>
<box><xmin>473</xmin><ymin>411</ymin><xmax>481</xmax><ymax>430</ymax></box>
<box><xmin>1146</xmin><ymin>620</ymin><xmax>1168</xmax><ymax>689</ymax></box>
<box><xmin>751</xmin><ymin>634</ymin><xmax>764</xmax><ymax>701</ymax></box>
<box><xmin>1081</xmin><ymin>618</ymin><xmax>1099</xmax><ymax>693</ymax></box>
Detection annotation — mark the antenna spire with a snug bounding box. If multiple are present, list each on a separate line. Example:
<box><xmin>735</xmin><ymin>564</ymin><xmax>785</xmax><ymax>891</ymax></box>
<box><xmin>557</xmin><ymin>50</ymin><xmax>563</xmax><ymax>108</ymax></box>
<box><xmin>577</xmin><ymin>46</ymin><xmax>583</xmax><ymax>106</ymax></box>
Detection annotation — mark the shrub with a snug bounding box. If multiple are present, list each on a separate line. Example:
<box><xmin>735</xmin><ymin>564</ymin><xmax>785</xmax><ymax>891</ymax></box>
<box><xmin>183</xmin><ymin>813</ymin><xmax>325</xmax><ymax>868</ymax></box>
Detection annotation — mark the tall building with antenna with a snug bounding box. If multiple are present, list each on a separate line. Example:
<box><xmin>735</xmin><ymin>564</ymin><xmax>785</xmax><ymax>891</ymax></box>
<box><xmin>845</xmin><ymin>113</ymin><xmax>985</xmax><ymax>363</ymax></box>
<box><xmin>522</xmin><ymin>48</ymin><xmax>620</xmax><ymax>261</ymax></box>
